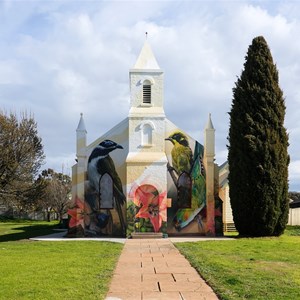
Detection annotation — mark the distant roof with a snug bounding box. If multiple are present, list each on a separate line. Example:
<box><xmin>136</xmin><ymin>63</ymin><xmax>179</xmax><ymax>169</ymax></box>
<box><xmin>219</xmin><ymin>161</ymin><xmax>228</xmax><ymax>188</ymax></box>
<box><xmin>219</xmin><ymin>161</ymin><xmax>228</xmax><ymax>171</ymax></box>
<box><xmin>133</xmin><ymin>40</ymin><xmax>160</xmax><ymax>70</ymax></box>
<box><xmin>219</xmin><ymin>176</ymin><xmax>228</xmax><ymax>188</ymax></box>
<box><xmin>290</xmin><ymin>199</ymin><xmax>300</xmax><ymax>208</ymax></box>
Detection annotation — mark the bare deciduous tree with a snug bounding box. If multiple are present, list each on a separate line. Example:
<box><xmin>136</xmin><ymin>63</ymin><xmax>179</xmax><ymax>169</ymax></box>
<box><xmin>0</xmin><ymin>111</ymin><xmax>45</xmax><ymax>214</ymax></box>
<box><xmin>37</xmin><ymin>169</ymin><xmax>72</xmax><ymax>222</ymax></box>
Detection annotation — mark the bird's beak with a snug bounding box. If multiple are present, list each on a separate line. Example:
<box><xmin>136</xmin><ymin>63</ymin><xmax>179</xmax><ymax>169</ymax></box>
<box><xmin>165</xmin><ymin>137</ymin><xmax>173</xmax><ymax>144</ymax></box>
<box><xmin>116</xmin><ymin>144</ymin><xmax>123</xmax><ymax>149</ymax></box>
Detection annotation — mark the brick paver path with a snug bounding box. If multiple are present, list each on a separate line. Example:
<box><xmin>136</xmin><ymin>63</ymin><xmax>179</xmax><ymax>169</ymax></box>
<box><xmin>106</xmin><ymin>239</ymin><xmax>219</xmax><ymax>300</ymax></box>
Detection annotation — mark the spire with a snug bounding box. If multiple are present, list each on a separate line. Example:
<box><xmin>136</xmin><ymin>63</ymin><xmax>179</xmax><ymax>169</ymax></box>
<box><xmin>204</xmin><ymin>112</ymin><xmax>215</xmax><ymax>157</ymax></box>
<box><xmin>76</xmin><ymin>113</ymin><xmax>87</xmax><ymax>133</ymax></box>
<box><xmin>205</xmin><ymin>113</ymin><xmax>215</xmax><ymax>130</ymax></box>
<box><xmin>133</xmin><ymin>40</ymin><xmax>160</xmax><ymax>70</ymax></box>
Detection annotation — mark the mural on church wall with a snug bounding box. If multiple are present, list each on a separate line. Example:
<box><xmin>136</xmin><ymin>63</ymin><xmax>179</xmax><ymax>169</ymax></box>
<box><xmin>69</xmin><ymin>122</ymin><xmax>212</xmax><ymax>237</ymax></box>
<box><xmin>67</xmin><ymin>197</ymin><xmax>91</xmax><ymax>237</ymax></box>
<box><xmin>68</xmin><ymin>139</ymin><xmax>127</xmax><ymax>237</ymax></box>
<box><xmin>165</xmin><ymin>128</ymin><xmax>207</xmax><ymax>235</ymax></box>
<box><xmin>126</xmin><ymin>183</ymin><xmax>167</xmax><ymax>236</ymax></box>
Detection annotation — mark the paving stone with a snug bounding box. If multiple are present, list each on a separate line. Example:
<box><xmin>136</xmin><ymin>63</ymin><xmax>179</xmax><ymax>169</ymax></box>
<box><xmin>142</xmin><ymin>273</ymin><xmax>174</xmax><ymax>283</ymax></box>
<box><xmin>109</xmin><ymin>281</ymin><xmax>159</xmax><ymax>293</ymax></box>
<box><xmin>105</xmin><ymin>291</ymin><xmax>141</xmax><ymax>300</ymax></box>
<box><xmin>117</xmin><ymin>261</ymin><xmax>142</xmax><ymax>268</ymax></box>
<box><xmin>155</xmin><ymin>266</ymin><xmax>199</xmax><ymax>274</ymax></box>
<box><xmin>141</xmin><ymin>265</ymin><xmax>157</xmax><ymax>272</ymax></box>
<box><xmin>173</xmin><ymin>273</ymin><xmax>206</xmax><ymax>283</ymax></box>
<box><xmin>142</xmin><ymin>291</ymin><xmax>182</xmax><ymax>300</ymax></box>
<box><xmin>180</xmin><ymin>291</ymin><xmax>219</xmax><ymax>300</ymax></box>
<box><xmin>141</xmin><ymin>261</ymin><xmax>168</xmax><ymax>268</ymax></box>
<box><xmin>141</xmin><ymin>252</ymin><xmax>164</xmax><ymax>257</ymax></box>
<box><xmin>166</xmin><ymin>260</ymin><xmax>191</xmax><ymax>267</ymax></box>
<box><xmin>159</xmin><ymin>280</ymin><xmax>211</xmax><ymax>292</ymax></box>
<box><xmin>141</xmin><ymin>257</ymin><xmax>154</xmax><ymax>262</ymax></box>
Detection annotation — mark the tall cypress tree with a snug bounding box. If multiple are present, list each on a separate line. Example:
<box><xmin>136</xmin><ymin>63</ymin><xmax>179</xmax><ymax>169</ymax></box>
<box><xmin>228</xmin><ymin>36</ymin><xmax>289</xmax><ymax>236</ymax></box>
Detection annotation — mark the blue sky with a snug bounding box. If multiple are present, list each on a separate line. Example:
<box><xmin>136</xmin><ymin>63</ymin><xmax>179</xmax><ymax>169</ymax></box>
<box><xmin>1</xmin><ymin>0</ymin><xmax>300</xmax><ymax>191</ymax></box>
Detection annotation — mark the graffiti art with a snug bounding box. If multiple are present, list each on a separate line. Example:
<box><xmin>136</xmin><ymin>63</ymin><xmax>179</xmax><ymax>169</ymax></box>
<box><xmin>166</xmin><ymin>131</ymin><xmax>206</xmax><ymax>232</ymax></box>
<box><xmin>69</xmin><ymin>140</ymin><xmax>126</xmax><ymax>236</ymax></box>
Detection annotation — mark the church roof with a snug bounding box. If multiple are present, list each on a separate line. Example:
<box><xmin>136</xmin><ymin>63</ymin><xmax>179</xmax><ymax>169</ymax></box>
<box><xmin>133</xmin><ymin>40</ymin><xmax>160</xmax><ymax>70</ymax></box>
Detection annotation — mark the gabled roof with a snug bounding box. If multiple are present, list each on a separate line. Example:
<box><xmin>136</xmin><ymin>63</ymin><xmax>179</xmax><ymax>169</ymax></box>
<box><xmin>133</xmin><ymin>41</ymin><xmax>160</xmax><ymax>70</ymax></box>
<box><xmin>219</xmin><ymin>161</ymin><xmax>228</xmax><ymax>171</ymax></box>
<box><xmin>219</xmin><ymin>161</ymin><xmax>229</xmax><ymax>188</ymax></box>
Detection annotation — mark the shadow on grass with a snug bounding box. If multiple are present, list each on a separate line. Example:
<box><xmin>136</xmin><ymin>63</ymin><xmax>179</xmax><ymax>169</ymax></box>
<box><xmin>0</xmin><ymin>222</ymin><xmax>60</xmax><ymax>242</ymax></box>
<box><xmin>224</xmin><ymin>226</ymin><xmax>300</xmax><ymax>238</ymax></box>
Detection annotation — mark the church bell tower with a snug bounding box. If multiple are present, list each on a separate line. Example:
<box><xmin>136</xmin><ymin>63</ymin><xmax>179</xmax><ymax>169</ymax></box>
<box><xmin>126</xmin><ymin>41</ymin><xmax>168</xmax><ymax>228</ymax></box>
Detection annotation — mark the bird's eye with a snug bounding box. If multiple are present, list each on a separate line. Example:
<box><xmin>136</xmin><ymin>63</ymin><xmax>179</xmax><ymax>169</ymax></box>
<box><xmin>105</xmin><ymin>140</ymin><xmax>113</xmax><ymax>146</ymax></box>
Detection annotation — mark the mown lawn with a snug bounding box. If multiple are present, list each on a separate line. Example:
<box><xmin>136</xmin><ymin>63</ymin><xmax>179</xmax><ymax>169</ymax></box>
<box><xmin>176</xmin><ymin>226</ymin><xmax>300</xmax><ymax>300</ymax></box>
<box><xmin>0</xmin><ymin>220</ymin><xmax>123</xmax><ymax>300</ymax></box>
<box><xmin>2</xmin><ymin>220</ymin><xmax>300</xmax><ymax>300</ymax></box>
<box><xmin>0</xmin><ymin>219</ymin><xmax>60</xmax><ymax>242</ymax></box>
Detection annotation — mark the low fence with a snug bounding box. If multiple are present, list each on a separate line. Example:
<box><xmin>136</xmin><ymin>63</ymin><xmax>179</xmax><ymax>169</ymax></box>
<box><xmin>288</xmin><ymin>208</ymin><xmax>300</xmax><ymax>226</ymax></box>
<box><xmin>0</xmin><ymin>208</ymin><xmax>57</xmax><ymax>221</ymax></box>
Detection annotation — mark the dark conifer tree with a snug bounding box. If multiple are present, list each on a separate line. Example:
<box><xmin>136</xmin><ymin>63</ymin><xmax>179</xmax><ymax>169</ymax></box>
<box><xmin>228</xmin><ymin>36</ymin><xmax>289</xmax><ymax>236</ymax></box>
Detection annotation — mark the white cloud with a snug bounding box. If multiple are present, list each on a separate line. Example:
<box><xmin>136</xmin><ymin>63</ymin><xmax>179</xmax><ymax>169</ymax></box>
<box><xmin>289</xmin><ymin>160</ymin><xmax>300</xmax><ymax>191</ymax></box>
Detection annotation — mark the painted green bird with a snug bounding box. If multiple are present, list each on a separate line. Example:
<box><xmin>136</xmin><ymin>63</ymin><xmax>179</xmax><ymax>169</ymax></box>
<box><xmin>166</xmin><ymin>132</ymin><xmax>206</xmax><ymax>231</ymax></box>
<box><xmin>165</xmin><ymin>131</ymin><xmax>193</xmax><ymax>175</ymax></box>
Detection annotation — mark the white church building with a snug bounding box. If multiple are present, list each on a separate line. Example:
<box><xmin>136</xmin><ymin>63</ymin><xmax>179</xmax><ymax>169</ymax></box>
<box><xmin>68</xmin><ymin>41</ymin><xmax>224</xmax><ymax>237</ymax></box>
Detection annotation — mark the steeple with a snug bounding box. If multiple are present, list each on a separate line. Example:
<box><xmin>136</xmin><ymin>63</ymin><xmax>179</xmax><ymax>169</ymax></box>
<box><xmin>74</xmin><ymin>113</ymin><xmax>87</xmax><ymax>214</ymax></box>
<box><xmin>126</xmin><ymin>39</ymin><xmax>168</xmax><ymax>220</ymax></box>
<box><xmin>129</xmin><ymin>40</ymin><xmax>164</xmax><ymax>115</ymax></box>
<box><xmin>204</xmin><ymin>113</ymin><xmax>215</xmax><ymax>157</ymax></box>
<box><xmin>205</xmin><ymin>113</ymin><xmax>215</xmax><ymax>130</ymax></box>
<box><xmin>203</xmin><ymin>113</ymin><xmax>216</xmax><ymax>236</ymax></box>
<box><xmin>133</xmin><ymin>40</ymin><xmax>160</xmax><ymax>70</ymax></box>
<box><xmin>76</xmin><ymin>113</ymin><xmax>87</xmax><ymax>133</ymax></box>
<box><xmin>76</xmin><ymin>113</ymin><xmax>87</xmax><ymax>160</ymax></box>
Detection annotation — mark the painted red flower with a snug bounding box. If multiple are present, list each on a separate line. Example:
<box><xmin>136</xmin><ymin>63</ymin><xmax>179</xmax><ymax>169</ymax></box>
<box><xmin>135</xmin><ymin>185</ymin><xmax>167</xmax><ymax>232</ymax></box>
<box><xmin>67</xmin><ymin>197</ymin><xmax>91</xmax><ymax>228</ymax></box>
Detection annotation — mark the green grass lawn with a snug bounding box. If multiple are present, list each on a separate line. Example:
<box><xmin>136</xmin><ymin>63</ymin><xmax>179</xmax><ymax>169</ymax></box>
<box><xmin>0</xmin><ymin>219</ymin><xmax>60</xmax><ymax>242</ymax></box>
<box><xmin>2</xmin><ymin>220</ymin><xmax>300</xmax><ymax>300</ymax></box>
<box><xmin>0</xmin><ymin>220</ymin><xmax>123</xmax><ymax>300</ymax></box>
<box><xmin>176</xmin><ymin>226</ymin><xmax>300</xmax><ymax>300</ymax></box>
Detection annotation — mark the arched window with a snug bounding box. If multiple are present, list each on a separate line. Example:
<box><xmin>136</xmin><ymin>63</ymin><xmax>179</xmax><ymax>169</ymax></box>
<box><xmin>142</xmin><ymin>124</ymin><xmax>152</xmax><ymax>146</ymax></box>
<box><xmin>99</xmin><ymin>173</ymin><xmax>114</xmax><ymax>209</ymax></box>
<box><xmin>139</xmin><ymin>121</ymin><xmax>155</xmax><ymax>147</ymax></box>
<box><xmin>143</xmin><ymin>79</ymin><xmax>151</xmax><ymax>104</ymax></box>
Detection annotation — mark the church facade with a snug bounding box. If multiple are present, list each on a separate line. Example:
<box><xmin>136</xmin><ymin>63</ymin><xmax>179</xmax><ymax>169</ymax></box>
<box><xmin>68</xmin><ymin>41</ymin><xmax>222</xmax><ymax>237</ymax></box>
